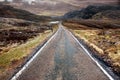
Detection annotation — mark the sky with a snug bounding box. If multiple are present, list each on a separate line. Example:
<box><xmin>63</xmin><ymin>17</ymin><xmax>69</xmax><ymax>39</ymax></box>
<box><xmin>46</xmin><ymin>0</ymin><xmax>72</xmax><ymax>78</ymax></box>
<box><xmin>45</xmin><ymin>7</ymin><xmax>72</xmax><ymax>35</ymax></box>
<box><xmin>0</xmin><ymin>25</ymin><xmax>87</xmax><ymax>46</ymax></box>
<box><xmin>0</xmin><ymin>0</ymin><xmax>119</xmax><ymax>3</ymax></box>
<box><xmin>0</xmin><ymin>0</ymin><xmax>34</xmax><ymax>4</ymax></box>
<box><xmin>0</xmin><ymin>0</ymin><xmax>5</xmax><ymax>1</ymax></box>
<box><xmin>0</xmin><ymin>0</ymin><xmax>119</xmax><ymax>5</ymax></box>
<box><xmin>0</xmin><ymin>0</ymin><xmax>12</xmax><ymax>2</ymax></box>
<box><xmin>0</xmin><ymin>0</ymin><xmax>34</xmax><ymax>2</ymax></box>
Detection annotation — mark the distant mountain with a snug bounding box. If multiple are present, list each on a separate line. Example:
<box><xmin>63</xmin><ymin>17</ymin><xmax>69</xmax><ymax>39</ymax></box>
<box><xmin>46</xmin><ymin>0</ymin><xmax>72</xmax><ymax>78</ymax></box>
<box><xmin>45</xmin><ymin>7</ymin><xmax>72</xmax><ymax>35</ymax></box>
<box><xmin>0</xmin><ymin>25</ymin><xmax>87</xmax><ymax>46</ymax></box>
<box><xmin>9</xmin><ymin>0</ymin><xmax>80</xmax><ymax>16</ymax></box>
<box><xmin>8</xmin><ymin>0</ymin><xmax>119</xmax><ymax>16</ymax></box>
<box><xmin>13</xmin><ymin>0</ymin><xmax>22</xmax><ymax>3</ymax></box>
<box><xmin>63</xmin><ymin>5</ymin><xmax>120</xmax><ymax>19</ymax></box>
<box><xmin>0</xmin><ymin>4</ymin><xmax>50</xmax><ymax>22</ymax></box>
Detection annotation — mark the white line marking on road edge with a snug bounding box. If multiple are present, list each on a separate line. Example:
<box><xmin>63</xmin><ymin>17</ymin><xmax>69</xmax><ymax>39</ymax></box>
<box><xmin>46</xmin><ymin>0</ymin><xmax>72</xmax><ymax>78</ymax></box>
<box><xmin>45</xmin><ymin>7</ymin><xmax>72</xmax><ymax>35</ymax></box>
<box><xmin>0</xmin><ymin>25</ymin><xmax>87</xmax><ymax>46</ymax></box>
<box><xmin>10</xmin><ymin>26</ymin><xmax>60</xmax><ymax>80</ymax></box>
<box><xmin>62</xmin><ymin>25</ymin><xmax>114</xmax><ymax>80</ymax></box>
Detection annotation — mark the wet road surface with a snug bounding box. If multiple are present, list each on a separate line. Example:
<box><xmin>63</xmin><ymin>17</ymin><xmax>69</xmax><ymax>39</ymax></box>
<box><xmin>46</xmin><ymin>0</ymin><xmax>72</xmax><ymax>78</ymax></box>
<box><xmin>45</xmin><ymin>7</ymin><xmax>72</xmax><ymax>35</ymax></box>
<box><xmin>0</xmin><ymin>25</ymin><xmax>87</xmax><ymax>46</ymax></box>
<box><xmin>16</xmin><ymin>24</ymin><xmax>109</xmax><ymax>80</ymax></box>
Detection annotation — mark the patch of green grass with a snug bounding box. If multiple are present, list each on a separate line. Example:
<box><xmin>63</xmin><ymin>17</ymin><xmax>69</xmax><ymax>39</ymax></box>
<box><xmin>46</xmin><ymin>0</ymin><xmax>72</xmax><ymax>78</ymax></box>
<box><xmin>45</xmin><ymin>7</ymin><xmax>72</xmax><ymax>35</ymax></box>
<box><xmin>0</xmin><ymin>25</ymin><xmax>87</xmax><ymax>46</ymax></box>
<box><xmin>0</xmin><ymin>30</ymin><xmax>52</xmax><ymax>69</ymax></box>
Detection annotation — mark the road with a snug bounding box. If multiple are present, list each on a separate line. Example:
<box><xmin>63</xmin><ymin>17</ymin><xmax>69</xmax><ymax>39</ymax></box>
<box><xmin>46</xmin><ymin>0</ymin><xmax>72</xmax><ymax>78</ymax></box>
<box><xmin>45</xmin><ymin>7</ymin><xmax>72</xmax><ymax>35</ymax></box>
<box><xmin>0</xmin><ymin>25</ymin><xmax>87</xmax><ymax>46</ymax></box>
<box><xmin>12</xmin><ymin>24</ymin><xmax>110</xmax><ymax>80</ymax></box>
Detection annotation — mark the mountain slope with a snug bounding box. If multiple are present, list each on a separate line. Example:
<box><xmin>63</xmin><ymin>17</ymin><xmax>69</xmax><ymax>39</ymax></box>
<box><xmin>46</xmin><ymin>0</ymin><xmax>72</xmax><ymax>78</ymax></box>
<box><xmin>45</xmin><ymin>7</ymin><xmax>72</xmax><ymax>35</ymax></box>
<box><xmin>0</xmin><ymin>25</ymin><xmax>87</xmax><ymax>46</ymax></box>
<box><xmin>63</xmin><ymin>5</ymin><xmax>120</xmax><ymax>19</ymax></box>
<box><xmin>93</xmin><ymin>10</ymin><xmax>120</xmax><ymax>20</ymax></box>
<box><xmin>0</xmin><ymin>4</ymin><xmax>50</xmax><ymax>22</ymax></box>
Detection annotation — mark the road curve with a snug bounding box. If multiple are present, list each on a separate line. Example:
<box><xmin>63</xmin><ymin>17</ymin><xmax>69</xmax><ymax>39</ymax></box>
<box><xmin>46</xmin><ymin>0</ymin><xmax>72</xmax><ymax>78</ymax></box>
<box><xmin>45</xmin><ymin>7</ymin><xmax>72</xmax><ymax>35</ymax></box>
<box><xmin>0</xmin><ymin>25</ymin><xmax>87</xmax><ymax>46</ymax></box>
<box><xmin>12</xmin><ymin>24</ymin><xmax>110</xmax><ymax>80</ymax></box>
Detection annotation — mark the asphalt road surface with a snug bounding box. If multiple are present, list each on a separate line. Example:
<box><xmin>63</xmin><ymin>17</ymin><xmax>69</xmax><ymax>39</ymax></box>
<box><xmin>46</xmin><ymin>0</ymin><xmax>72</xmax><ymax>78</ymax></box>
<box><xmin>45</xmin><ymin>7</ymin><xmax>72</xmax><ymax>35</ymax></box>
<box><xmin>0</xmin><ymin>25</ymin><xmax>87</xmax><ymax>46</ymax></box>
<box><xmin>15</xmin><ymin>24</ymin><xmax>109</xmax><ymax>80</ymax></box>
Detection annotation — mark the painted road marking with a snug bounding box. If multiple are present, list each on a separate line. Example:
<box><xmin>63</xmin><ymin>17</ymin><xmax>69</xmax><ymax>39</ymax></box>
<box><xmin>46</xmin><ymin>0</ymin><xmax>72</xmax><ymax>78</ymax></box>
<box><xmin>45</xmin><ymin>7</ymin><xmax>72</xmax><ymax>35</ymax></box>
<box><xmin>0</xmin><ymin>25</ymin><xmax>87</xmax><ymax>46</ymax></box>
<box><xmin>10</xmin><ymin>25</ymin><xmax>60</xmax><ymax>80</ymax></box>
<box><xmin>66</xmin><ymin>26</ymin><xmax>114</xmax><ymax>80</ymax></box>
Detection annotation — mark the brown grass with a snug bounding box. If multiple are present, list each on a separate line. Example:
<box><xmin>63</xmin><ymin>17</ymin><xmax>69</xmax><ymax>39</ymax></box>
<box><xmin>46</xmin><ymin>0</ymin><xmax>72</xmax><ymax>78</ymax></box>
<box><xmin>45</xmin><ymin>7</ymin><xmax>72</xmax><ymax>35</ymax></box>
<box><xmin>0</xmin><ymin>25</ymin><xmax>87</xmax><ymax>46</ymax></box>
<box><xmin>63</xmin><ymin>19</ymin><xmax>120</xmax><ymax>29</ymax></box>
<box><xmin>0</xmin><ymin>20</ymin><xmax>59</xmax><ymax>80</ymax></box>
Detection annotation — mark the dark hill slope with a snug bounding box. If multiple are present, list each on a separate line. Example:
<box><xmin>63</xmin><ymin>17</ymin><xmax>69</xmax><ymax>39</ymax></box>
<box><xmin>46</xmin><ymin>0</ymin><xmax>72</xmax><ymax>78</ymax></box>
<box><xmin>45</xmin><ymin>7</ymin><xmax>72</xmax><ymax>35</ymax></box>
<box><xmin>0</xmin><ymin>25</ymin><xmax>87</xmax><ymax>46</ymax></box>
<box><xmin>63</xmin><ymin>5</ymin><xmax>120</xmax><ymax>19</ymax></box>
<box><xmin>93</xmin><ymin>10</ymin><xmax>120</xmax><ymax>20</ymax></box>
<box><xmin>0</xmin><ymin>4</ymin><xmax>50</xmax><ymax>22</ymax></box>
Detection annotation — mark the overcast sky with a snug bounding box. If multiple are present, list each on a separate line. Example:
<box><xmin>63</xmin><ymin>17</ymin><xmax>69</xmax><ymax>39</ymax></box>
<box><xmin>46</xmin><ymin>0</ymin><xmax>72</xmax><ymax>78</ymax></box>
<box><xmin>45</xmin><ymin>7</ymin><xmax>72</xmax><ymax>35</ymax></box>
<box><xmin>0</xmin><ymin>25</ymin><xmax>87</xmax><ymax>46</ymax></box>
<box><xmin>0</xmin><ymin>0</ymin><xmax>5</xmax><ymax>1</ymax></box>
<box><xmin>0</xmin><ymin>0</ymin><xmax>14</xmax><ymax>1</ymax></box>
<box><xmin>0</xmin><ymin>0</ymin><xmax>35</xmax><ymax>4</ymax></box>
<box><xmin>0</xmin><ymin>0</ymin><xmax>35</xmax><ymax>2</ymax></box>
<box><xmin>0</xmin><ymin>0</ymin><xmax>119</xmax><ymax>5</ymax></box>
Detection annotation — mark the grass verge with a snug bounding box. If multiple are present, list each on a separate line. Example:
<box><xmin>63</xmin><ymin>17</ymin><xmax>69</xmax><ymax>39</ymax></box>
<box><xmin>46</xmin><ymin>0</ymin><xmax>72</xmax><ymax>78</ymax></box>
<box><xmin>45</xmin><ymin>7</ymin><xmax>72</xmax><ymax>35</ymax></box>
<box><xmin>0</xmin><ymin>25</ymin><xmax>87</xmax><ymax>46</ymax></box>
<box><xmin>0</xmin><ymin>25</ymin><xmax>58</xmax><ymax>80</ymax></box>
<box><xmin>63</xmin><ymin>20</ymin><xmax>120</xmax><ymax>76</ymax></box>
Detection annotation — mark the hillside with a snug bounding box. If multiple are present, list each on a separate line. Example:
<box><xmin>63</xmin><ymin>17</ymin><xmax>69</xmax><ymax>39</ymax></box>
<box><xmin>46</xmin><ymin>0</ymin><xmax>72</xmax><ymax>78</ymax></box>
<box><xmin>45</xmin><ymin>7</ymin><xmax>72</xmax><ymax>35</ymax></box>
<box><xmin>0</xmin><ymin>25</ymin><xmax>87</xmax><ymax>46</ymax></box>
<box><xmin>93</xmin><ymin>10</ymin><xmax>120</xmax><ymax>20</ymax></box>
<box><xmin>63</xmin><ymin>5</ymin><xmax>120</xmax><ymax>19</ymax></box>
<box><xmin>0</xmin><ymin>4</ymin><xmax>51</xmax><ymax>22</ymax></box>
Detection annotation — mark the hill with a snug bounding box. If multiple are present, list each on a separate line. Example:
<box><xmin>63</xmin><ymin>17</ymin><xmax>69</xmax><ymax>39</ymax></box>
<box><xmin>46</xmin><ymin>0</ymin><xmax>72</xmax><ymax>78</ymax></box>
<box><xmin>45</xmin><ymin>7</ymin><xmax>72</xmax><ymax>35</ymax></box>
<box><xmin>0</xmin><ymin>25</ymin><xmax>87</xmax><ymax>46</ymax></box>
<box><xmin>0</xmin><ymin>4</ymin><xmax>51</xmax><ymax>22</ymax></box>
<box><xmin>63</xmin><ymin>5</ymin><xmax>120</xmax><ymax>19</ymax></box>
<box><xmin>93</xmin><ymin>10</ymin><xmax>120</xmax><ymax>20</ymax></box>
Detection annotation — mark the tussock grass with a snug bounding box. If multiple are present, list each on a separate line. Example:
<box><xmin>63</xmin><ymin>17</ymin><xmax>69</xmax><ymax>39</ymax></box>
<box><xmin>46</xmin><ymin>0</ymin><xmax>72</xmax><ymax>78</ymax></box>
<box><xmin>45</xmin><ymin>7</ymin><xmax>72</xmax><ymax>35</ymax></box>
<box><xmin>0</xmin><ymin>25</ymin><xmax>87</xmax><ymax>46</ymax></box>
<box><xmin>0</xmin><ymin>30</ymin><xmax>52</xmax><ymax>70</ymax></box>
<box><xmin>73</xmin><ymin>30</ymin><xmax>120</xmax><ymax>72</ymax></box>
<box><xmin>0</xmin><ymin>23</ymin><xmax>58</xmax><ymax>79</ymax></box>
<box><xmin>63</xmin><ymin>19</ymin><xmax>120</xmax><ymax>29</ymax></box>
<box><xmin>74</xmin><ymin>30</ymin><xmax>104</xmax><ymax>54</ymax></box>
<box><xmin>63</xmin><ymin>20</ymin><xmax>120</xmax><ymax>75</ymax></box>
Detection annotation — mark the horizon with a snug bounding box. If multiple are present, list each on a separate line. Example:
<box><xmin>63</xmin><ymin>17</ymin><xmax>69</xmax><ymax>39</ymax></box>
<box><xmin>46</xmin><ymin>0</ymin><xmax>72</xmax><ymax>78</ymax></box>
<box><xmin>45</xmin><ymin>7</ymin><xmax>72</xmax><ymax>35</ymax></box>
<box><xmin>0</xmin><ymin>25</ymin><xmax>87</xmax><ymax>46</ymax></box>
<box><xmin>9</xmin><ymin>0</ymin><xmax>120</xmax><ymax>16</ymax></box>
<box><xmin>0</xmin><ymin>0</ymin><xmax>119</xmax><ymax>16</ymax></box>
